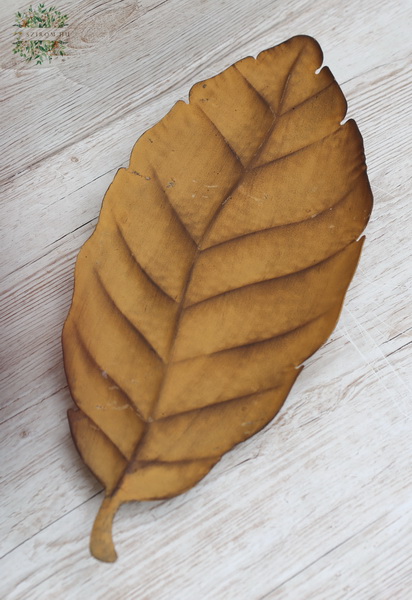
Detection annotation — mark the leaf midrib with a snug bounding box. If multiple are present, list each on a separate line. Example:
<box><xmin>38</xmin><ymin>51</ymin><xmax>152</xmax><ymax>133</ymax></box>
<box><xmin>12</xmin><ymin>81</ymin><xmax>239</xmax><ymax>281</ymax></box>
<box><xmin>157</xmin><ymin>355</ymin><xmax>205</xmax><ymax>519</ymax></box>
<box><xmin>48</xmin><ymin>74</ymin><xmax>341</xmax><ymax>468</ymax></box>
<box><xmin>110</xmin><ymin>44</ymin><xmax>307</xmax><ymax>490</ymax></box>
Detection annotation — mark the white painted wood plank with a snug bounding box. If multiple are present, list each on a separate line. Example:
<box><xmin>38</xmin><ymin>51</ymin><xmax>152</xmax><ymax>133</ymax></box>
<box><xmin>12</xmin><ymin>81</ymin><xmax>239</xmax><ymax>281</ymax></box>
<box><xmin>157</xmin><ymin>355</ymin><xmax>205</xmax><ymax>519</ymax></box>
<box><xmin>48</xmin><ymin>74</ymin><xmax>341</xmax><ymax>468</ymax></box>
<box><xmin>0</xmin><ymin>87</ymin><xmax>180</xmax><ymax>282</ymax></box>
<box><xmin>1</xmin><ymin>0</ymin><xmax>411</xmax><ymax>181</ymax></box>
<box><xmin>1</xmin><ymin>339</ymin><xmax>412</xmax><ymax>598</ymax></box>
<box><xmin>1</xmin><ymin>0</ymin><xmax>411</xmax><ymax>597</ymax></box>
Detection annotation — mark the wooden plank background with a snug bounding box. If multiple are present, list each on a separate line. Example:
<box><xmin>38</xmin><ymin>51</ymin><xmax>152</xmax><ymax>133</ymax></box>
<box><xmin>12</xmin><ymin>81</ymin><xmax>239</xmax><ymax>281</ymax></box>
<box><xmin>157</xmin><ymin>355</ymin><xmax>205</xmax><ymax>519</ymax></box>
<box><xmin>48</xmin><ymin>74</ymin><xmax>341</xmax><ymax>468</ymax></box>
<box><xmin>1</xmin><ymin>0</ymin><xmax>411</xmax><ymax>597</ymax></box>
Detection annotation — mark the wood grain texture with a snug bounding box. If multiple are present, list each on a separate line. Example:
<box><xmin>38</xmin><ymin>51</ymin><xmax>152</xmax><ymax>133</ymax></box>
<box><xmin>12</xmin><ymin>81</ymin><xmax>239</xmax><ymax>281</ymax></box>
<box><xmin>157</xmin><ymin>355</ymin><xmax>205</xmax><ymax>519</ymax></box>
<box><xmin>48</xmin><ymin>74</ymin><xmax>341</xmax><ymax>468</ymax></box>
<box><xmin>0</xmin><ymin>0</ymin><xmax>411</xmax><ymax>595</ymax></box>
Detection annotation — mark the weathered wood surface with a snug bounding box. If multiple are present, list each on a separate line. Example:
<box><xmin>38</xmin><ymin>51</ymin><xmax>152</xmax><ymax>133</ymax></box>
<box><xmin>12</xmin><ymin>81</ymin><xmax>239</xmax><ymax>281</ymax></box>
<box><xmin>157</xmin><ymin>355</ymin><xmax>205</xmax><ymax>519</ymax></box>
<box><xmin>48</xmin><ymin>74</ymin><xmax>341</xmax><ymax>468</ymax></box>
<box><xmin>0</xmin><ymin>0</ymin><xmax>411</xmax><ymax>597</ymax></box>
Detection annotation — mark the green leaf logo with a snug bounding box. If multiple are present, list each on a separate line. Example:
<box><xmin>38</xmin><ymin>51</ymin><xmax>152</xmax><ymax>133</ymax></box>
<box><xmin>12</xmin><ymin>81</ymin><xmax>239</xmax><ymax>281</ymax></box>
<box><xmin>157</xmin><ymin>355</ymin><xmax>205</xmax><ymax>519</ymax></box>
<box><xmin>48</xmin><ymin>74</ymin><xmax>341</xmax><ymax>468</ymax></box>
<box><xmin>13</xmin><ymin>3</ymin><xmax>69</xmax><ymax>65</ymax></box>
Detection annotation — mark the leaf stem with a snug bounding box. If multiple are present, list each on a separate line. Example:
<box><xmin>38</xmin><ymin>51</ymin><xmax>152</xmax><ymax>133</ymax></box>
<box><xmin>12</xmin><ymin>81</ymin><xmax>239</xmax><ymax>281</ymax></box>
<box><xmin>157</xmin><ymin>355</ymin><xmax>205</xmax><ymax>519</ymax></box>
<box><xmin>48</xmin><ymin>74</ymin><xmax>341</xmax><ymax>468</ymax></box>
<box><xmin>90</xmin><ymin>495</ymin><xmax>122</xmax><ymax>562</ymax></box>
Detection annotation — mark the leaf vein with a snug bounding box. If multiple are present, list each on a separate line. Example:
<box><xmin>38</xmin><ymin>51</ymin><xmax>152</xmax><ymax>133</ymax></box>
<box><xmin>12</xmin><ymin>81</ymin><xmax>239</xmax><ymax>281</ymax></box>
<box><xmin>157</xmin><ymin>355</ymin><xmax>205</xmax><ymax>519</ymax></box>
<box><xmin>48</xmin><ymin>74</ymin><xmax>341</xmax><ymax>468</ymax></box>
<box><xmin>251</xmin><ymin>125</ymin><xmax>342</xmax><ymax>172</ymax></box>
<box><xmin>280</xmin><ymin>79</ymin><xmax>336</xmax><ymax>116</ymax></box>
<box><xmin>69</xmin><ymin>407</ymin><xmax>130</xmax><ymax>462</ymax></box>
<box><xmin>233</xmin><ymin>64</ymin><xmax>276</xmax><ymax>116</ymax></box>
<box><xmin>194</xmin><ymin>104</ymin><xmax>244</xmax><ymax>166</ymax></box>
<box><xmin>187</xmin><ymin>241</ymin><xmax>355</xmax><ymax>309</ymax></box>
<box><xmin>157</xmin><ymin>384</ymin><xmax>286</xmax><ymax>422</ymax></box>
<box><xmin>247</xmin><ymin>44</ymin><xmax>306</xmax><ymax>169</ymax></box>
<box><xmin>175</xmin><ymin>301</ymin><xmax>342</xmax><ymax>364</ymax></box>
<box><xmin>94</xmin><ymin>268</ymin><xmax>166</xmax><ymax>364</ymax></box>
<box><xmin>72</xmin><ymin>322</ymin><xmax>147</xmax><ymax>422</ymax></box>
<box><xmin>114</xmin><ymin>219</ymin><xmax>178</xmax><ymax>304</ymax></box>
<box><xmin>135</xmin><ymin>457</ymin><xmax>220</xmax><ymax>466</ymax></box>
<box><xmin>201</xmin><ymin>171</ymin><xmax>364</xmax><ymax>252</ymax></box>
<box><xmin>150</xmin><ymin>168</ymin><xmax>199</xmax><ymax>245</ymax></box>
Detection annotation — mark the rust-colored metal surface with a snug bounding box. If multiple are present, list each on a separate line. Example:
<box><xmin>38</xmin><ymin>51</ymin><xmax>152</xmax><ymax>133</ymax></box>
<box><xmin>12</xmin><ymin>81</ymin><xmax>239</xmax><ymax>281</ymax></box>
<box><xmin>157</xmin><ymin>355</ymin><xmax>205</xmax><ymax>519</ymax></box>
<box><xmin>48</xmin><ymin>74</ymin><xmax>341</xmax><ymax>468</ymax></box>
<box><xmin>62</xmin><ymin>35</ymin><xmax>373</xmax><ymax>561</ymax></box>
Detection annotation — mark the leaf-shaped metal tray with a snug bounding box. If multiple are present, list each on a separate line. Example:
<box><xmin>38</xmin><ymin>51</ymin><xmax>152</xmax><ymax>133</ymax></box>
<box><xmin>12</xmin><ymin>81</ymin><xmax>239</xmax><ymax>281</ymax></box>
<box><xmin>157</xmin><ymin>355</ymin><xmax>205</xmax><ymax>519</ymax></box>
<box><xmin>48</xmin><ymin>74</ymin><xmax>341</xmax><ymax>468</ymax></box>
<box><xmin>63</xmin><ymin>35</ymin><xmax>373</xmax><ymax>561</ymax></box>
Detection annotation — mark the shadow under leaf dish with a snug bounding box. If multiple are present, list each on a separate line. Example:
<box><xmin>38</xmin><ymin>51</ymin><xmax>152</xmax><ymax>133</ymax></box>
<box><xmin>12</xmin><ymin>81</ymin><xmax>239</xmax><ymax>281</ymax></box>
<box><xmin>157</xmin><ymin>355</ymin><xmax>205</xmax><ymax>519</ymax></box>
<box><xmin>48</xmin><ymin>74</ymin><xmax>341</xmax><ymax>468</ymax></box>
<box><xmin>62</xmin><ymin>34</ymin><xmax>373</xmax><ymax>562</ymax></box>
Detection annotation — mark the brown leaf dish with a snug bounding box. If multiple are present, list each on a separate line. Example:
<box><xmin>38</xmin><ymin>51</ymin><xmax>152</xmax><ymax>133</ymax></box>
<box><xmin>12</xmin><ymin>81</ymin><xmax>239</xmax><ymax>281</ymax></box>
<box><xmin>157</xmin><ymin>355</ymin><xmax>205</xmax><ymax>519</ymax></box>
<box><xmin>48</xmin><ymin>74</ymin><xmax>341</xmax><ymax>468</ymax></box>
<box><xmin>62</xmin><ymin>35</ymin><xmax>373</xmax><ymax>561</ymax></box>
